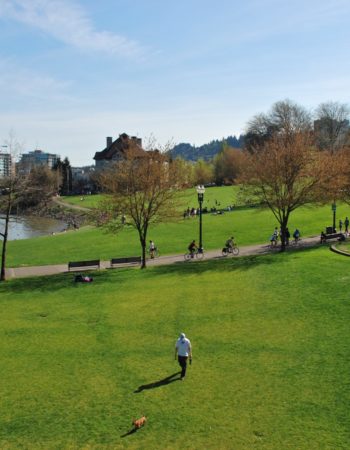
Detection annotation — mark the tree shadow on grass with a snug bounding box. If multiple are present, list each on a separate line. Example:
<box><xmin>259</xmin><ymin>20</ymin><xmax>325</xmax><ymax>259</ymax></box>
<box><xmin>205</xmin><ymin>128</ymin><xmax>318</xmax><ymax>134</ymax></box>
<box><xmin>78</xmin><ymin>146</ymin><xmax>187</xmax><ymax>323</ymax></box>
<box><xmin>0</xmin><ymin>270</ymin><xmax>108</xmax><ymax>294</ymax></box>
<box><xmin>148</xmin><ymin>254</ymin><xmax>276</xmax><ymax>278</ymax></box>
<box><xmin>134</xmin><ymin>371</ymin><xmax>181</xmax><ymax>393</ymax></box>
<box><xmin>146</xmin><ymin>245</ymin><xmax>322</xmax><ymax>279</ymax></box>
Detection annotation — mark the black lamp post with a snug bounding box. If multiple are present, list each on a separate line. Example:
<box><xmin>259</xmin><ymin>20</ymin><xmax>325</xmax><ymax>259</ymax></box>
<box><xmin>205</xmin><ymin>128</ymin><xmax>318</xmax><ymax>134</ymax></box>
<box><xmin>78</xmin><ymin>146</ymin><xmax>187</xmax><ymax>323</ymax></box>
<box><xmin>196</xmin><ymin>185</ymin><xmax>205</xmax><ymax>251</ymax></box>
<box><xmin>332</xmin><ymin>202</ymin><xmax>336</xmax><ymax>232</ymax></box>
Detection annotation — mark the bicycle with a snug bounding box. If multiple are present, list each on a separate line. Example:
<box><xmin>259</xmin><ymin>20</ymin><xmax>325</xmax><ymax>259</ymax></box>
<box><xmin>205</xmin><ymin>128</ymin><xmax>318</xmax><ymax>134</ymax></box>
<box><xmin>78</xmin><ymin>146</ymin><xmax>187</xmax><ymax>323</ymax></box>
<box><xmin>291</xmin><ymin>237</ymin><xmax>302</xmax><ymax>246</ymax></box>
<box><xmin>222</xmin><ymin>245</ymin><xmax>239</xmax><ymax>256</ymax></box>
<box><xmin>147</xmin><ymin>247</ymin><xmax>159</xmax><ymax>258</ymax></box>
<box><xmin>268</xmin><ymin>239</ymin><xmax>279</xmax><ymax>250</ymax></box>
<box><xmin>184</xmin><ymin>248</ymin><xmax>204</xmax><ymax>261</ymax></box>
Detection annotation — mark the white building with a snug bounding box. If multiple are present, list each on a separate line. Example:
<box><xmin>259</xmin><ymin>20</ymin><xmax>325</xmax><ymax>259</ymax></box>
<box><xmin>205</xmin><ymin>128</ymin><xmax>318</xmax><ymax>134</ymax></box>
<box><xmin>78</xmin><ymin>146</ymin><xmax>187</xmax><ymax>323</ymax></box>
<box><xmin>0</xmin><ymin>152</ymin><xmax>12</xmax><ymax>178</ymax></box>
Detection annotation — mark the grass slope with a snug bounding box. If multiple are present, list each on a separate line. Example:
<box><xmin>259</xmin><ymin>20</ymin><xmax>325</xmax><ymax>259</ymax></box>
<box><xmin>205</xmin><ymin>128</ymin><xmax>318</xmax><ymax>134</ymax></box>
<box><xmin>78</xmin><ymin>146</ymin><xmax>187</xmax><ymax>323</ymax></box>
<box><xmin>0</xmin><ymin>247</ymin><xmax>349</xmax><ymax>449</ymax></box>
<box><xmin>6</xmin><ymin>186</ymin><xmax>350</xmax><ymax>267</ymax></box>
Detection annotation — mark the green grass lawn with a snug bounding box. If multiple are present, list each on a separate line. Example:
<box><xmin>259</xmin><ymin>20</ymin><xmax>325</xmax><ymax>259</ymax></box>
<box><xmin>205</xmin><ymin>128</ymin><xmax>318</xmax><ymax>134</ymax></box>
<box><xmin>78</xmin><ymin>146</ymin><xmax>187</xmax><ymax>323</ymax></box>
<box><xmin>62</xmin><ymin>186</ymin><xmax>239</xmax><ymax>211</ymax></box>
<box><xmin>0</xmin><ymin>247</ymin><xmax>349</xmax><ymax>449</ymax></box>
<box><xmin>61</xmin><ymin>194</ymin><xmax>104</xmax><ymax>209</ymax></box>
<box><xmin>7</xmin><ymin>185</ymin><xmax>350</xmax><ymax>267</ymax></box>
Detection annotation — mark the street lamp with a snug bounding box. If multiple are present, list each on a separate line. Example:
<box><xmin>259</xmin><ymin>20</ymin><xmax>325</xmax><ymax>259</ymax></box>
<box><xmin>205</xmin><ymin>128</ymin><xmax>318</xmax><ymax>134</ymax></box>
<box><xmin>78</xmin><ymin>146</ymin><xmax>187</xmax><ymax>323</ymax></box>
<box><xmin>196</xmin><ymin>185</ymin><xmax>205</xmax><ymax>251</ymax></box>
<box><xmin>332</xmin><ymin>202</ymin><xmax>336</xmax><ymax>232</ymax></box>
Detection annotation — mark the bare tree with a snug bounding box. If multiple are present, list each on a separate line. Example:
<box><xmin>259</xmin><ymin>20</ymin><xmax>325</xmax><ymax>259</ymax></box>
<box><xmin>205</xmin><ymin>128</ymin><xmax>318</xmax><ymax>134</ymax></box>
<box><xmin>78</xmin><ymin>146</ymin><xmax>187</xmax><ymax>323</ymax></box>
<box><xmin>245</xmin><ymin>99</ymin><xmax>312</xmax><ymax>153</ymax></box>
<box><xmin>0</xmin><ymin>134</ymin><xmax>27</xmax><ymax>281</ymax></box>
<box><xmin>96</xmin><ymin>143</ymin><xmax>184</xmax><ymax>268</ymax></box>
<box><xmin>315</xmin><ymin>101</ymin><xmax>350</xmax><ymax>152</ymax></box>
<box><xmin>240</xmin><ymin>131</ymin><xmax>334</xmax><ymax>251</ymax></box>
<box><xmin>314</xmin><ymin>102</ymin><xmax>350</xmax><ymax>228</ymax></box>
<box><xmin>23</xmin><ymin>165</ymin><xmax>60</xmax><ymax>208</ymax></box>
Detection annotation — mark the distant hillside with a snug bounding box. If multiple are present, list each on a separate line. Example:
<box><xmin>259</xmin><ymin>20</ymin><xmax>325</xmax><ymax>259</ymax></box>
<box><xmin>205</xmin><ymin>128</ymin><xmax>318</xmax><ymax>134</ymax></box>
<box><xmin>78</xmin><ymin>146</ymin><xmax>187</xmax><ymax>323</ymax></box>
<box><xmin>169</xmin><ymin>135</ymin><xmax>244</xmax><ymax>161</ymax></box>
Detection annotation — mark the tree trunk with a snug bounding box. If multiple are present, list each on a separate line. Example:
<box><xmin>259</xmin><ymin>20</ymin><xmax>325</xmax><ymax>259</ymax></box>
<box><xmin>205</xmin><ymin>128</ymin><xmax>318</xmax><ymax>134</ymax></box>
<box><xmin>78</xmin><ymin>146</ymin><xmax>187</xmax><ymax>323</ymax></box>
<box><xmin>0</xmin><ymin>197</ymin><xmax>12</xmax><ymax>281</ymax></box>
<box><xmin>139</xmin><ymin>233</ymin><xmax>147</xmax><ymax>269</ymax></box>
<box><xmin>141</xmin><ymin>241</ymin><xmax>146</xmax><ymax>268</ymax></box>
<box><xmin>279</xmin><ymin>216</ymin><xmax>289</xmax><ymax>252</ymax></box>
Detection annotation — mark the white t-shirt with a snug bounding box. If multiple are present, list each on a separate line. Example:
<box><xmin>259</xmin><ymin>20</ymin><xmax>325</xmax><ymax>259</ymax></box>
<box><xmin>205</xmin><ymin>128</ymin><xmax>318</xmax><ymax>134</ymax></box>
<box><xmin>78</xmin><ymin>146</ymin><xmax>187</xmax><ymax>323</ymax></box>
<box><xmin>176</xmin><ymin>337</ymin><xmax>191</xmax><ymax>357</ymax></box>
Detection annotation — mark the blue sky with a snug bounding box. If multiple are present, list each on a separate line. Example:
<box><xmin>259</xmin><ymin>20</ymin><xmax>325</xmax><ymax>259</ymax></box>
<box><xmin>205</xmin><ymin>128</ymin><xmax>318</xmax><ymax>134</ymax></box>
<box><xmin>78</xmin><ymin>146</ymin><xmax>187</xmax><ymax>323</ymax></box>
<box><xmin>0</xmin><ymin>0</ymin><xmax>349</xmax><ymax>166</ymax></box>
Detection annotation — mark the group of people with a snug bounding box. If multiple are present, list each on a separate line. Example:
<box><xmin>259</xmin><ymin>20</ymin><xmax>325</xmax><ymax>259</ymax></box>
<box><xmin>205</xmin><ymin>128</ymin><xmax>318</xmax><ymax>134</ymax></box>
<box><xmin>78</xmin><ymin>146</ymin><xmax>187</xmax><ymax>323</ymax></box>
<box><xmin>183</xmin><ymin>207</ymin><xmax>199</xmax><ymax>218</ymax></box>
<box><xmin>270</xmin><ymin>227</ymin><xmax>300</xmax><ymax>246</ymax></box>
<box><xmin>186</xmin><ymin>236</ymin><xmax>237</xmax><ymax>257</ymax></box>
<box><xmin>320</xmin><ymin>216</ymin><xmax>350</xmax><ymax>243</ymax></box>
<box><xmin>338</xmin><ymin>217</ymin><xmax>350</xmax><ymax>233</ymax></box>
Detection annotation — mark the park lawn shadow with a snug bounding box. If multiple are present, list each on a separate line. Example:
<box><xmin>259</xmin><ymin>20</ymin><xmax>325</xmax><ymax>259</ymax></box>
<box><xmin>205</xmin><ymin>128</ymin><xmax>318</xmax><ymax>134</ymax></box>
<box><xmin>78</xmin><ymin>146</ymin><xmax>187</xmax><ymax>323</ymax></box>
<box><xmin>148</xmin><ymin>245</ymin><xmax>323</xmax><ymax>279</ymax></box>
<box><xmin>0</xmin><ymin>245</ymin><xmax>323</xmax><ymax>294</ymax></box>
<box><xmin>0</xmin><ymin>270</ymin><xmax>109</xmax><ymax>294</ymax></box>
<box><xmin>134</xmin><ymin>371</ymin><xmax>182</xmax><ymax>393</ymax></box>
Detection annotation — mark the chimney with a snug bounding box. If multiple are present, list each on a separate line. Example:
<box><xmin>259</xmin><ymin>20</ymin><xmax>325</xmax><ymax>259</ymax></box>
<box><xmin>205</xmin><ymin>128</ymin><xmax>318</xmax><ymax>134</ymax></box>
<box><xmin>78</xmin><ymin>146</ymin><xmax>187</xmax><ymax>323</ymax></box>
<box><xmin>106</xmin><ymin>137</ymin><xmax>113</xmax><ymax>148</ymax></box>
<box><xmin>132</xmin><ymin>136</ymin><xmax>142</xmax><ymax>147</ymax></box>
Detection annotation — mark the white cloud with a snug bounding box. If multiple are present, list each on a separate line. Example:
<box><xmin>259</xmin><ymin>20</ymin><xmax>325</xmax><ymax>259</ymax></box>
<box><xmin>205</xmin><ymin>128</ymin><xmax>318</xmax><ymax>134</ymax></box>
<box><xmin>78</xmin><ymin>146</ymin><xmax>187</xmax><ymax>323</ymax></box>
<box><xmin>0</xmin><ymin>58</ymin><xmax>73</xmax><ymax>104</ymax></box>
<box><xmin>0</xmin><ymin>0</ymin><xmax>143</xmax><ymax>58</ymax></box>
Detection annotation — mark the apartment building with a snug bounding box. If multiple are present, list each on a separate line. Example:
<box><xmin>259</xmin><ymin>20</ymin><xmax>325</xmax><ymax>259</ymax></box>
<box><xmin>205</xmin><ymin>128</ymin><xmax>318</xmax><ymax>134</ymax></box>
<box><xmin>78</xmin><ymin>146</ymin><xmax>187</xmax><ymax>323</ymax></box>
<box><xmin>17</xmin><ymin>149</ymin><xmax>60</xmax><ymax>175</ymax></box>
<box><xmin>0</xmin><ymin>152</ymin><xmax>12</xmax><ymax>178</ymax></box>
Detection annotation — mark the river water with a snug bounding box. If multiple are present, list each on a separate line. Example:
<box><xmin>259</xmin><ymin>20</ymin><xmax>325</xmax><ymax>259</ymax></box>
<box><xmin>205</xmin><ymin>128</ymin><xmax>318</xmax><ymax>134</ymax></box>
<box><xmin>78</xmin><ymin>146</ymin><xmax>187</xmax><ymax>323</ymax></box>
<box><xmin>0</xmin><ymin>215</ymin><xmax>67</xmax><ymax>240</ymax></box>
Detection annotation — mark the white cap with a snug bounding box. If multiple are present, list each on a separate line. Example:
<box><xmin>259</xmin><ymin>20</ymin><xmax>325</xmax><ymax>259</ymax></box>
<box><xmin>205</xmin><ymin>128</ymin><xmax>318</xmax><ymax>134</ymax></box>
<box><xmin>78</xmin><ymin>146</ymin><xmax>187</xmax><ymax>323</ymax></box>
<box><xmin>180</xmin><ymin>333</ymin><xmax>186</xmax><ymax>339</ymax></box>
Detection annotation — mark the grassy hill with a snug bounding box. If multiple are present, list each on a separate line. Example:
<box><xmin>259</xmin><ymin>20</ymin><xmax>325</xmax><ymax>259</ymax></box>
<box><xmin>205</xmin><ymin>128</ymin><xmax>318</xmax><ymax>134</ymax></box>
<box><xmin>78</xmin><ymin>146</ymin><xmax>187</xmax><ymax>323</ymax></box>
<box><xmin>7</xmin><ymin>186</ymin><xmax>350</xmax><ymax>267</ymax></box>
<box><xmin>1</xmin><ymin>247</ymin><xmax>349</xmax><ymax>449</ymax></box>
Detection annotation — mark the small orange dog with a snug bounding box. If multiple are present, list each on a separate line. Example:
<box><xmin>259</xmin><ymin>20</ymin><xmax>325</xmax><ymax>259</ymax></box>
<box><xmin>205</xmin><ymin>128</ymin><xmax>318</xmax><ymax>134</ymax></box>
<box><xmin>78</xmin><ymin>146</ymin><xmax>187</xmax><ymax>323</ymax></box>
<box><xmin>133</xmin><ymin>416</ymin><xmax>147</xmax><ymax>429</ymax></box>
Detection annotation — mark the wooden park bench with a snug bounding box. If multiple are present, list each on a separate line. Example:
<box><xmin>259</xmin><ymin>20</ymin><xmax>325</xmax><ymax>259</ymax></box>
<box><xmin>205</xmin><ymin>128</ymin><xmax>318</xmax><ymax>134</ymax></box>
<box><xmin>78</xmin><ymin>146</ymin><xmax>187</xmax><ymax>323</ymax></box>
<box><xmin>68</xmin><ymin>259</ymin><xmax>100</xmax><ymax>271</ymax></box>
<box><xmin>110</xmin><ymin>256</ymin><xmax>142</xmax><ymax>268</ymax></box>
<box><xmin>321</xmin><ymin>232</ymin><xmax>345</xmax><ymax>243</ymax></box>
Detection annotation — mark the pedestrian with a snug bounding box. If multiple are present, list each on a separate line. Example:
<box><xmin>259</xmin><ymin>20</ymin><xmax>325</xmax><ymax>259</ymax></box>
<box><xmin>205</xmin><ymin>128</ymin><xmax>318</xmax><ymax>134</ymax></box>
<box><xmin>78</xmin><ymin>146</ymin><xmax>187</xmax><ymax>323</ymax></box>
<box><xmin>345</xmin><ymin>217</ymin><xmax>349</xmax><ymax>233</ymax></box>
<box><xmin>175</xmin><ymin>332</ymin><xmax>192</xmax><ymax>381</ymax></box>
<box><xmin>149</xmin><ymin>240</ymin><xmax>156</xmax><ymax>258</ymax></box>
<box><xmin>285</xmin><ymin>227</ymin><xmax>290</xmax><ymax>246</ymax></box>
<box><xmin>339</xmin><ymin>219</ymin><xmax>343</xmax><ymax>232</ymax></box>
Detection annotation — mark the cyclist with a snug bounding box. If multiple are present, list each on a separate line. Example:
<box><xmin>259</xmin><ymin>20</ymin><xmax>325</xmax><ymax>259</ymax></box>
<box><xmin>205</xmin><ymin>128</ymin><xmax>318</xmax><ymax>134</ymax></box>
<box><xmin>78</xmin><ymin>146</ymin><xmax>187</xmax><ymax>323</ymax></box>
<box><xmin>293</xmin><ymin>228</ymin><xmax>301</xmax><ymax>243</ymax></box>
<box><xmin>188</xmin><ymin>240</ymin><xmax>197</xmax><ymax>258</ymax></box>
<box><xmin>270</xmin><ymin>227</ymin><xmax>279</xmax><ymax>246</ymax></box>
<box><xmin>225</xmin><ymin>236</ymin><xmax>235</xmax><ymax>251</ymax></box>
<box><xmin>149</xmin><ymin>240</ymin><xmax>156</xmax><ymax>259</ymax></box>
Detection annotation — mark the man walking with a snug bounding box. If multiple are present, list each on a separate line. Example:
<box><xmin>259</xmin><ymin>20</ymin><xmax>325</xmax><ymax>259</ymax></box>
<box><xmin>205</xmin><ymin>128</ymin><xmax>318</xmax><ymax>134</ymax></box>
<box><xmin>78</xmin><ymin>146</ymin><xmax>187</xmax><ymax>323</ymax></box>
<box><xmin>175</xmin><ymin>333</ymin><xmax>192</xmax><ymax>381</ymax></box>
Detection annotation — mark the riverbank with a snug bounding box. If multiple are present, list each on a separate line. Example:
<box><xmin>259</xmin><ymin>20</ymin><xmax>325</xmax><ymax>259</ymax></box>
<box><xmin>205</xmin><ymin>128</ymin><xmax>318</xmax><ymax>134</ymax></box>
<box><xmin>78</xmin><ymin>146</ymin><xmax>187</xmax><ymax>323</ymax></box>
<box><xmin>1</xmin><ymin>198</ymin><xmax>91</xmax><ymax>241</ymax></box>
<box><xmin>9</xmin><ymin>198</ymin><xmax>91</xmax><ymax>227</ymax></box>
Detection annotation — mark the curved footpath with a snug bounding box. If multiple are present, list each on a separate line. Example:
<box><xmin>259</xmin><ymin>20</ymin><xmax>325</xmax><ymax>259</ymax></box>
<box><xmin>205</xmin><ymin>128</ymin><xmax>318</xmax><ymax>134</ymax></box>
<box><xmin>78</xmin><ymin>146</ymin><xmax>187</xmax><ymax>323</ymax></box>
<box><xmin>5</xmin><ymin>236</ymin><xmax>323</xmax><ymax>280</ymax></box>
<box><xmin>52</xmin><ymin>197</ymin><xmax>91</xmax><ymax>213</ymax></box>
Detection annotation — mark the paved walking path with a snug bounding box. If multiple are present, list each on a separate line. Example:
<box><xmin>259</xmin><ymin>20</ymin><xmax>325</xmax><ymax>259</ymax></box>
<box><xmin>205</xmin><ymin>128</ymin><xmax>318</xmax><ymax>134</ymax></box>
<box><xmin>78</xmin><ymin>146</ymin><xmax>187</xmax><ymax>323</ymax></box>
<box><xmin>5</xmin><ymin>236</ymin><xmax>322</xmax><ymax>280</ymax></box>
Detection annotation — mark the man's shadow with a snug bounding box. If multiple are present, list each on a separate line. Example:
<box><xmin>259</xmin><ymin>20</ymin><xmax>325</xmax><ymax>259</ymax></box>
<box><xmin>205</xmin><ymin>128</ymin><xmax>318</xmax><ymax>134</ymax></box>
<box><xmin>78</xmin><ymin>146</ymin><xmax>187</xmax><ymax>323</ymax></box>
<box><xmin>134</xmin><ymin>371</ymin><xmax>181</xmax><ymax>393</ymax></box>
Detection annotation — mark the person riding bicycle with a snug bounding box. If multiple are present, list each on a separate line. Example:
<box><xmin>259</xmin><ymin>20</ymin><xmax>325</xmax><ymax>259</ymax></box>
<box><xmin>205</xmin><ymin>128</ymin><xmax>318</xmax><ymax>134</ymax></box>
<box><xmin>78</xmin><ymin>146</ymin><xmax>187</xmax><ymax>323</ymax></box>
<box><xmin>188</xmin><ymin>240</ymin><xmax>197</xmax><ymax>258</ymax></box>
<box><xmin>225</xmin><ymin>236</ymin><xmax>235</xmax><ymax>250</ymax></box>
<box><xmin>293</xmin><ymin>228</ymin><xmax>301</xmax><ymax>242</ymax></box>
<box><xmin>270</xmin><ymin>227</ymin><xmax>279</xmax><ymax>246</ymax></box>
<box><xmin>149</xmin><ymin>240</ymin><xmax>156</xmax><ymax>259</ymax></box>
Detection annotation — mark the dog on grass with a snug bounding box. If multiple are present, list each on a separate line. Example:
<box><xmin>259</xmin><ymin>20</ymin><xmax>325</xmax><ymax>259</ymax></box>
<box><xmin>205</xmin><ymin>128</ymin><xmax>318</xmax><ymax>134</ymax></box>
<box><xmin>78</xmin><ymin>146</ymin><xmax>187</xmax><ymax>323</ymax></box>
<box><xmin>132</xmin><ymin>416</ymin><xmax>147</xmax><ymax>429</ymax></box>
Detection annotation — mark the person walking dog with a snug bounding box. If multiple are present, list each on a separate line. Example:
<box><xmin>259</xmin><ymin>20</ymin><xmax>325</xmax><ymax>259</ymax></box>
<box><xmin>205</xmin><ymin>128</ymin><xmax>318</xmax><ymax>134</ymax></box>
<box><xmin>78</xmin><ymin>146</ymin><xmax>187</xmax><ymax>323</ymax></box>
<box><xmin>175</xmin><ymin>333</ymin><xmax>192</xmax><ymax>381</ymax></box>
